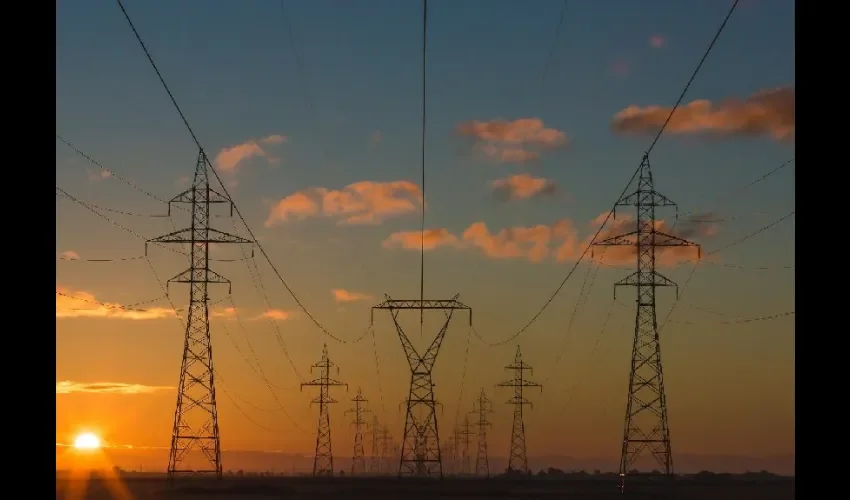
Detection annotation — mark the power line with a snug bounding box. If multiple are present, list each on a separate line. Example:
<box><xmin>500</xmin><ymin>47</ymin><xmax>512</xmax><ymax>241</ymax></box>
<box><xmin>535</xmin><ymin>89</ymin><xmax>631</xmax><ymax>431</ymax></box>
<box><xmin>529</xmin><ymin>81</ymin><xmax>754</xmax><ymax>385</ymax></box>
<box><xmin>668</xmin><ymin>310</ymin><xmax>794</xmax><ymax>326</ymax></box>
<box><xmin>419</xmin><ymin>0</ymin><xmax>429</xmax><ymax>333</ymax></box>
<box><xmin>114</xmin><ymin>0</ymin><xmax>353</xmax><ymax>345</ymax></box>
<box><xmin>538</xmin><ymin>0</ymin><xmax>570</xmax><ymax>93</ymax></box>
<box><xmin>55</xmin><ymin>291</ymin><xmax>170</xmax><ymax>312</ymax></box>
<box><xmin>468</xmin><ymin>0</ymin><xmax>742</xmax><ymax>347</ymax></box>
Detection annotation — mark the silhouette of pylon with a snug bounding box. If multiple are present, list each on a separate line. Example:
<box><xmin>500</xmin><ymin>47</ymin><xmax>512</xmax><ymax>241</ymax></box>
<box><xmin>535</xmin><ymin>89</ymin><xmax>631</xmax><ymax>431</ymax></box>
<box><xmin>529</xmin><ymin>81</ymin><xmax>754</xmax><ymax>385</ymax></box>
<box><xmin>593</xmin><ymin>155</ymin><xmax>700</xmax><ymax>492</ymax></box>
<box><xmin>470</xmin><ymin>389</ymin><xmax>494</xmax><ymax>477</ymax></box>
<box><xmin>301</xmin><ymin>344</ymin><xmax>348</xmax><ymax>476</ymax></box>
<box><xmin>496</xmin><ymin>346</ymin><xmax>542</xmax><ymax>475</ymax></box>
<box><xmin>345</xmin><ymin>388</ymin><xmax>370</xmax><ymax>476</ymax></box>
<box><xmin>371</xmin><ymin>295</ymin><xmax>472</xmax><ymax>477</ymax></box>
<box><xmin>149</xmin><ymin>150</ymin><xmax>252</xmax><ymax>482</ymax></box>
<box><xmin>368</xmin><ymin>417</ymin><xmax>381</xmax><ymax>475</ymax></box>
<box><xmin>457</xmin><ymin>415</ymin><xmax>475</xmax><ymax>475</ymax></box>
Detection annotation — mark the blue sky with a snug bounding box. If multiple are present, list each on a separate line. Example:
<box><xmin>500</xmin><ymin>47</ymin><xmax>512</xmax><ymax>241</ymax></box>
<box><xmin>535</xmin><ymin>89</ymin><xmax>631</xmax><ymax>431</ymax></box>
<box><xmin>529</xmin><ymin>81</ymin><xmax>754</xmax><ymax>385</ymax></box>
<box><xmin>56</xmin><ymin>0</ymin><xmax>794</xmax><ymax>461</ymax></box>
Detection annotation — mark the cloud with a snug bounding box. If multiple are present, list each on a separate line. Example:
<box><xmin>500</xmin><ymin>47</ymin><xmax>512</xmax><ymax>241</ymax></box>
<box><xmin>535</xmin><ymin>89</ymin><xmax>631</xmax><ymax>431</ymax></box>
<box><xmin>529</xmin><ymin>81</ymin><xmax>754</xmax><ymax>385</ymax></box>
<box><xmin>86</xmin><ymin>169</ymin><xmax>113</xmax><ymax>181</ymax></box>
<box><xmin>259</xmin><ymin>309</ymin><xmax>292</xmax><ymax>321</ymax></box>
<box><xmin>383</xmin><ymin>213</ymin><xmax>717</xmax><ymax>267</ymax></box>
<box><xmin>56</xmin><ymin>381</ymin><xmax>173</xmax><ymax>395</ymax></box>
<box><xmin>58</xmin><ymin>250</ymin><xmax>80</xmax><ymax>260</ymax></box>
<box><xmin>612</xmin><ymin>87</ymin><xmax>795</xmax><ymax>142</ymax></box>
<box><xmin>265</xmin><ymin>180</ymin><xmax>422</xmax><ymax>227</ymax></box>
<box><xmin>649</xmin><ymin>35</ymin><xmax>665</xmax><ymax>48</ymax></box>
<box><xmin>56</xmin><ymin>287</ymin><xmax>174</xmax><ymax>320</ymax></box>
<box><xmin>371</xmin><ymin>131</ymin><xmax>383</xmax><ymax>145</ymax></box>
<box><xmin>491</xmin><ymin>174</ymin><xmax>557</xmax><ymax>201</ymax></box>
<box><xmin>611</xmin><ymin>59</ymin><xmax>630</xmax><ymax>76</ymax></box>
<box><xmin>456</xmin><ymin>118</ymin><xmax>568</xmax><ymax>164</ymax></box>
<box><xmin>211</xmin><ymin>307</ymin><xmax>237</xmax><ymax>319</ymax></box>
<box><xmin>381</xmin><ymin>228</ymin><xmax>460</xmax><ymax>251</ymax></box>
<box><xmin>215</xmin><ymin>134</ymin><xmax>288</xmax><ymax>173</ymax></box>
<box><xmin>332</xmin><ymin>289</ymin><xmax>373</xmax><ymax>303</ymax></box>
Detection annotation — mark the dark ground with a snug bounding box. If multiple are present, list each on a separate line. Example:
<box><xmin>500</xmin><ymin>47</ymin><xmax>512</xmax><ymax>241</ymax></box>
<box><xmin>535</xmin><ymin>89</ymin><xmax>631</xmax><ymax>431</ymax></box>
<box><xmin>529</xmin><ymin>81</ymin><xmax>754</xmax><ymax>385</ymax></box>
<box><xmin>57</xmin><ymin>475</ymin><xmax>795</xmax><ymax>499</ymax></box>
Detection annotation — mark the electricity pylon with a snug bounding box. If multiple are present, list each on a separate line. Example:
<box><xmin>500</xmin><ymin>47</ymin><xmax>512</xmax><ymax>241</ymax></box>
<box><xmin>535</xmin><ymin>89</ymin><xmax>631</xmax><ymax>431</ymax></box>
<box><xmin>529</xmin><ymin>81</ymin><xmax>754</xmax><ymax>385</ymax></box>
<box><xmin>368</xmin><ymin>417</ymin><xmax>381</xmax><ymax>474</ymax></box>
<box><xmin>470</xmin><ymin>389</ymin><xmax>494</xmax><ymax>477</ymax></box>
<box><xmin>301</xmin><ymin>344</ymin><xmax>348</xmax><ymax>476</ymax></box>
<box><xmin>457</xmin><ymin>415</ymin><xmax>475</xmax><ymax>476</ymax></box>
<box><xmin>496</xmin><ymin>346</ymin><xmax>542</xmax><ymax>475</ymax></box>
<box><xmin>345</xmin><ymin>388</ymin><xmax>370</xmax><ymax>476</ymax></box>
<box><xmin>378</xmin><ymin>425</ymin><xmax>391</xmax><ymax>474</ymax></box>
<box><xmin>149</xmin><ymin>150</ymin><xmax>252</xmax><ymax>481</ymax></box>
<box><xmin>372</xmin><ymin>295</ymin><xmax>472</xmax><ymax>477</ymax></box>
<box><xmin>592</xmin><ymin>154</ymin><xmax>700</xmax><ymax>492</ymax></box>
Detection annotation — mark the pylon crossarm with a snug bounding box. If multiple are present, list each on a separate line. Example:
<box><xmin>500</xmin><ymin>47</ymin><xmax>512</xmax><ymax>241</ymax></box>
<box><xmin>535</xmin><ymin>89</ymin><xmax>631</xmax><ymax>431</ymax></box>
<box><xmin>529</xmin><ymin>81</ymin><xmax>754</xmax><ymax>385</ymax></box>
<box><xmin>594</xmin><ymin>231</ymin><xmax>638</xmax><ymax>247</ymax></box>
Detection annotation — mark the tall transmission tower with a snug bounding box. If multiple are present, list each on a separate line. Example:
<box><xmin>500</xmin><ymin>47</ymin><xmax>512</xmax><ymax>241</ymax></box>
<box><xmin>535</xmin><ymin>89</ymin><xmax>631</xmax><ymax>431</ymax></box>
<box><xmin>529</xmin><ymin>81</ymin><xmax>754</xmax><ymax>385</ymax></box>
<box><xmin>496</xmin><ymin>346</ymin><xmax>542</xmax><ymax>475</ymax></box>
<box><xmin>592</xmin><ymin>155</ymin><xmax>700</xmax><ymax>492</ymax></box>
<box><xmin>378</xmin><ymin>425</ymin><xmax>391</xmax><ymax>474</ymax></box>
<box><xmin>369</xmin><ymin>417</ymin><xmax>382</xmax><ymax>475</ymax></box>
<box><xmin>470</xmin><ymin>389</ymin><xmax>494</xmax><ymax>477</ymax></box>
<box><xmin>148</xmin><ymin>150</ymin><xmax>253</xmax><ymax>481</ymax></box>
<box><xmin>345</xmin><ymin>388</ymin><xmax>370</xmax><ymax>476</ymax></box>
<box><xmin>457</xmin><ymin>415</ymin><xmax>475</xmax><ymax>476</ymax></box>
<box><xmin>372</xmin><ymin>295</ymin><xmax>472</xmax><ymax>477</ymax></box>
<box><xmin>301</xmin><ymin>344</ymin><xmax>348</xmax><ymax>476</ymax></box>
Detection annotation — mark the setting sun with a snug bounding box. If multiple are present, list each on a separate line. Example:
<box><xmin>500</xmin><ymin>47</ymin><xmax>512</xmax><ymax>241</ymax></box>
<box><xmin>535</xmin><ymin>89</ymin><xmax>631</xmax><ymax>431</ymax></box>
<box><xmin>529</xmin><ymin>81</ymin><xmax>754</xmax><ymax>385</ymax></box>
<box><xmin>73</xmin><ymin>432</ymin><xmax>101</xmax><ymax>450</ymax></box>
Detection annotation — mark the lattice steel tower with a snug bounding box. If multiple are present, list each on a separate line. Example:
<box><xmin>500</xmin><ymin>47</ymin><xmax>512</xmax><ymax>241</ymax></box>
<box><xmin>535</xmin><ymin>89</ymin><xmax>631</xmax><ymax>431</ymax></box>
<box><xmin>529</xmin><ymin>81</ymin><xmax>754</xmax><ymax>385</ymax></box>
<box><xmin>593</xmin><ymin>155</ymin><xmax>700</xmax><ymax>492</ymax></box>
<box><xmin>149</xmin><ymin>150</ymin><xmax>252</xmax><ymax>481</ymax></box>
<box><xmin>372</xmin><ymin>295</ymin><xmax>472</xmax><ymax>477</ymax></box>
<box><xmin>301</xmin><ymin>344</ymin><xmax>348</xmax><ymax>476</ymax></box>
<box><xmin>369</xmin><ymin>417</ymin><xmax>382</xmax><ymax>474</ymax></box>
<box><xmin>470</xmin><ymin>389</ymin><xmax>494</xmax><ymax>477</ymax></box>
<box><xmin>457</xmin><ymin>415</ymin><xmax>475</xmax><ymax>475</ymax></box>
<box><xmin>496</xmin><ymin>346</ymin><xmax>542</xmax><ymax>474</ymax></box>
<box><xmin>346</xmin><ymin>388</ymin><xmax>370</xmax><ymax>476</ymax></box>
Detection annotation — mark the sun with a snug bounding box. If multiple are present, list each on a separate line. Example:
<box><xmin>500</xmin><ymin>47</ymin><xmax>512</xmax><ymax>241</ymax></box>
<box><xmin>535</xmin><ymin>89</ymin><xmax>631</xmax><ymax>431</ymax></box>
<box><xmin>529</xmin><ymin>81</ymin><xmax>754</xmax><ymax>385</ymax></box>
<box><xmin>73</xmin><ymin>432</ymin><xmax>102</xmax><ymax>450</ymax></box>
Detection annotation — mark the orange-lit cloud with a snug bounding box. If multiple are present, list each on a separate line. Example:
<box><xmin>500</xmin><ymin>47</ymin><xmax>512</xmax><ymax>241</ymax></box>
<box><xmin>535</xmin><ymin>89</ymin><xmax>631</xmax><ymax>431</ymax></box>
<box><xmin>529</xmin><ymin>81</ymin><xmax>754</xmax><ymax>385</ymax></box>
<box><xmin>59</xmin><ymin>250</ymin><xmax>80</xmax><ymax>260</ymax></box>
<box><xmin>56</xmin><ymin>381</ymin><xmax>173</xmax><ymax>395</ymax></box>
<box><xmin>215</xmin><ymin>134</ymin><xmax>287</xmax><ymax>172</ymax></box>
<box><xmin>456</xmin><ymin>118</ymin><xmax>568</xmax><ymax>164</ymax></box>
<box><xmin>491</xmin><ymin>173</ymin><xmax>557</xmax><ymax>201</ymax></box>
<box><xmin>56</xmin><ymin>287</ymin><xmax>174</xmax><ymax>320</ymax></box>
<box><xmin>86</xmin><ymin>169</ymin><xmax>113</xmax><ymax>181</ymax></box>
<box><xmin>612</xmin><ymin>87</ymin><xmax>794</xmax><ymax>142</ymax></box>
<box><xmin>381</xmin><ymin>228</ymin><xmax>460</xmax><ymax>251</ymax></box>
<box><xmin>265</xmin><ymin>180</ymin><xmax>422</xmax><ymax>227</ymax></box>
<box><xmin>332</xmin><ymin>289</ymin><xmax>373</xmax><ymax>303</ymax></box>
<box><xmin>383</xmin><ymin>213</ymin><xmax>717</xmax><ymax>267</ymax></box>
<box><xmin>211</xmin><ymin>307</ymin><xmax>237</xmax><ymax>319</ymax></box>
<box><xmin>649</xmin><ymin>34</ymin><xmax>666</xmax><ymax>48</ymax></box>
<box><xmin>259</xmin><ymin>309</ymin><xmax>292</xmax><ymax>321</ymax></box>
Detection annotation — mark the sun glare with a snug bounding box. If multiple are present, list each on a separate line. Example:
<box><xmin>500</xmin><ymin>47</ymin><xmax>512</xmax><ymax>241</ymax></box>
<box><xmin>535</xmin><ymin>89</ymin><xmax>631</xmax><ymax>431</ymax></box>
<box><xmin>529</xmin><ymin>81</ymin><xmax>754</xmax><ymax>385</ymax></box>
<box><xmin>73</xmin><ymin>432</ymin><xmax>101</xmax><ymax>450</ymax></box>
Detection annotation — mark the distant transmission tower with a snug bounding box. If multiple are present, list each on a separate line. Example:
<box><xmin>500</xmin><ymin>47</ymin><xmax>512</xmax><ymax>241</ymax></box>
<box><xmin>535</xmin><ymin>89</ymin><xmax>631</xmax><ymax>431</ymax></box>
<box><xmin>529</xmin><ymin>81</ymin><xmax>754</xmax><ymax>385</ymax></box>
<box><xmin>149</xmin><ymin>150</ymin><xmax>252</xmax><ymax>481</ymax></box>
<box><xmin>372</xmin><ymin>295</ymin><xmax>472</xmax><ymax>477</ymax></box>
<box><xmin>345</xmin><ymin>388</ymin><xmax>370</xmax><ymax>476</ymax></box>
<box><xmin>457</xmin><ymin>415</ymin><xmax>475</xmax><ymax>476</ymax></box>
<box><xmin>592</xmin><ymin>155</ymin><xmax>700</xmax><ymax>492</ymax></box>
<box><xmin>470</xmin><ymin>389</ymin><xmax>494</xmax><ymax>477</ymax></box>
<box><xmin>496</xmin><ymin>346</ymin><xmax>542</xmax><ymax>475</ymax></box>
<box><xmin>301</xmin><ymin>344</ymin><xmax>348</xmax><ymax>476</ymax></box>
<box><xmin>369</xmin><ymin>417</ymin><xmax>382</xmax><ymax>474</ymax></box>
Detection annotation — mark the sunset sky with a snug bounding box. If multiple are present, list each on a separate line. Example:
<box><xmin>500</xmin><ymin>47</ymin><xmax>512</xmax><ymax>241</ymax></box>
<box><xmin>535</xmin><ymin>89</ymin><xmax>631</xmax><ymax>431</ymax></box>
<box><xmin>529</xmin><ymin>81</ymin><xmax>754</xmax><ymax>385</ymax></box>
<box><xmin>55</xmin><ymin>0</ymin><xmax>794</xmax><ymax>471</ymax></box>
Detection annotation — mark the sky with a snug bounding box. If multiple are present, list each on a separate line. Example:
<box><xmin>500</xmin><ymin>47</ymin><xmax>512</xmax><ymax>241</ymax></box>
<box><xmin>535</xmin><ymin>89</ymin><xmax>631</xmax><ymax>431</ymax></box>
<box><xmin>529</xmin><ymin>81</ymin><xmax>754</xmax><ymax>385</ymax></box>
<box><xmin>55</xmin><ymin>0</ymin><xmax>795</xmax><ymax>473</ymax></box>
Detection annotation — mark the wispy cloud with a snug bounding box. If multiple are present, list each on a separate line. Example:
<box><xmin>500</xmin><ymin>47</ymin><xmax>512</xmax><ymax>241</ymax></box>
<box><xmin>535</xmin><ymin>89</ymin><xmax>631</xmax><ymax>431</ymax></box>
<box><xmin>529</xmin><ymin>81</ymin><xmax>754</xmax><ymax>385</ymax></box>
<box><xmin>456</xmin><ymin>118</ymin><xmax>568</xmax><ymax>164</ymax></box>
<box><xmin>612</xmin><ymin>87</ymin><xmax>794</xmax><ymax>142</ymax></box>
<box><xmin>381</xmin><ymin>228</ymin><xmax>460</xmax><ymax>251</ymax></box>
<box><xmin>332</xmin><ymin>289</ymin><xmax>373</xmax><ymax>303</ymax></box>
<box><xmin>214</xmin><ymin>134</ymin><xmax>287</xmax><ymax>173</ymax></box>
<box><xmin>649</xmin><ymin>34</ymin><xmax>666</xmax><ymax>48</ymax></box>
<box><xmin>265</xmin><ymin>180</ymin><xmax>422</xmax><ymax>227</ymax></box>
<box><xmin>258</xmin><ymin>309</ymin><xmax>292</xmax><ymax>321</ymax></box>
<box><xmin>58</xmin><ymin>250</ymin><xmax>80</xmax><ymax>260</ymax></box>
<box><xmin>371</xmin><ymin>131</ymin><xmax>383</xmax><ymax>146</ymax></box>
<box><xmin>211</xmin><ymin>307</ymin><xmax>238</xmax><ymax>319</ymax></box>
<box><xmin>56</xmin><ymin>287</ymin><xmax>174</xmax><ymax>320</ymax></box>
<box><xmin>86</xmin><ymin>169</ymin><xmax>112</xmax><ymax>182</ymax></box>
<box><xmin>56</xmin><ymin>381</ymin><xmax>173</xmax><ymax>395</ymax></box>
<box><xmin>491</xmin><ymin>173</ymin><xmax>558</xmax><ymax>201</ymax></box>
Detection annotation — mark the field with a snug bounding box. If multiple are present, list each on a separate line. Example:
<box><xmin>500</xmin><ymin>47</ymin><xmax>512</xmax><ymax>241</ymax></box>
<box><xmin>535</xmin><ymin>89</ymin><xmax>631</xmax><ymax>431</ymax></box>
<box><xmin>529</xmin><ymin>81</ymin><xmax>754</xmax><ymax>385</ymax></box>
<box><xmin>57</xmin><ymin>475</ymin><xmax>795</xmax><ymax>499</ymax></box>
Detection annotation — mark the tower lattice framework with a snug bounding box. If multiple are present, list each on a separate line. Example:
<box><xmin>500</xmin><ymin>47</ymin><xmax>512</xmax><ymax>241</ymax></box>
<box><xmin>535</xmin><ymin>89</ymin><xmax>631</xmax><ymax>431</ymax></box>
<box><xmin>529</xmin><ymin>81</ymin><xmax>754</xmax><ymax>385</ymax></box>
<box><xmin>372</xmin><ymin>295</ymin><xmax>472</xmax><ymax>477</ymax></box>
<box><xmin>471</xmin><ymin>389</ymin><xmax>494</xmax><ymax>477</ymax></box>
<box><xmin>346</xmin><ymin>388</ymin><xmax>370</xmax><ymax>476</ymax></box>
<box><xmin>593</xmin><ymin>155</ymin><xmax>700</xmax><ymax>492</ymax></box>
<box><xmin>301</xmin><ymin>344</ymin><xmax>348</xmax><ymax>476</ymax></box>
<box><xmin>457</xmin><ymin>415</ymin><xmax>475</xmax><ymax>475</ymax></box>
<box><xmin>369</xmin><ymin>417</ymin><xmax>382</xmax><ymax>474</ymax></box>
<box><xmin>150</xmin><ymin>150</ymin><xmax>252</xmax><ymax>481</ymax></box>
<box><xmin>496</xmin><ymin>346</ymin><xmax>541</xmax><ymax>475</ymax></box>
